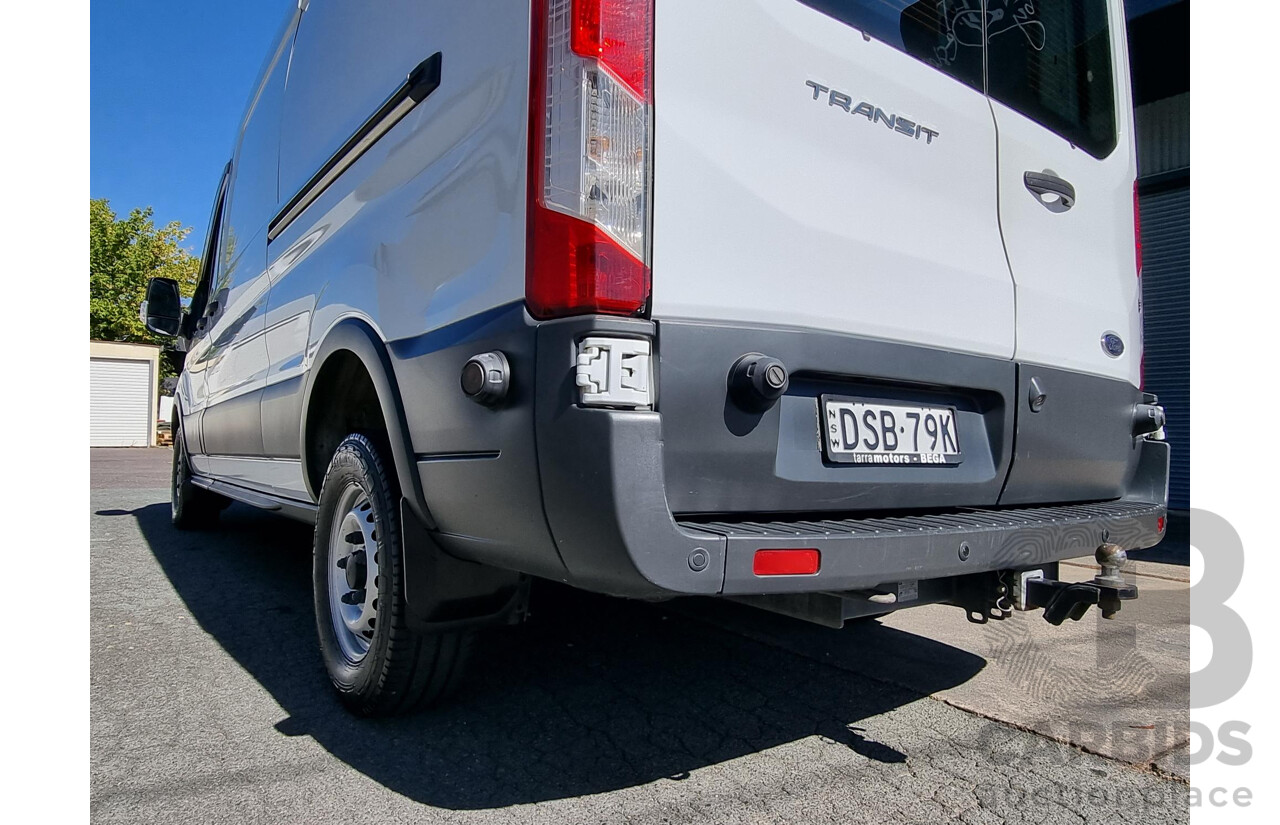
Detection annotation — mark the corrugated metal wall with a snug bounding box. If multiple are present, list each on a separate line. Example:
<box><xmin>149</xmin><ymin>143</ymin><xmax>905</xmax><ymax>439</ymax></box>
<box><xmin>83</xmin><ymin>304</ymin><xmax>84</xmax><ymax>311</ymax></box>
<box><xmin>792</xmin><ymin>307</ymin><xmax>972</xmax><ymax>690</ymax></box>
<box><xmin>1136</xmin><ymin>94</ymin><xmax>1189</xmax><ymax>176</ymax></box>
<box><xmin>1127</xmin><ymin>0</ymin><xmax>1189</xmax><ymax>511</ymax></box>
<box><xmin>1139</xmin><ymin>184</ymin><xmax>1190</xmax><ymax>509</ymax></box>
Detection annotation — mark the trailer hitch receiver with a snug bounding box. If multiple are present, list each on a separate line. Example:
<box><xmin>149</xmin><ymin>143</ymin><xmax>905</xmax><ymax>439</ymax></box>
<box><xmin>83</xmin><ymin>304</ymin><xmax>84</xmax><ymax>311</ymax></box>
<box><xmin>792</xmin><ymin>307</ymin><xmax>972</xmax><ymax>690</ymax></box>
<box><xmin>1022</xmin><ymin>544</ymin><xmax>1137</xmax><ymax>625</ymax></box>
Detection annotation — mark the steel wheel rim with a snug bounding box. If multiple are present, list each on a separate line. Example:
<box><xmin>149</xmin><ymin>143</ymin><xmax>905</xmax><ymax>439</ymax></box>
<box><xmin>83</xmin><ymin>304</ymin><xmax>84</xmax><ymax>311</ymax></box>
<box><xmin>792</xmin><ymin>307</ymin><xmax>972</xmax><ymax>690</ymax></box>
<box><xmin>327</xmin><ymin>482</ymin><xmax>380</xmax><ymax>662</ymax></box>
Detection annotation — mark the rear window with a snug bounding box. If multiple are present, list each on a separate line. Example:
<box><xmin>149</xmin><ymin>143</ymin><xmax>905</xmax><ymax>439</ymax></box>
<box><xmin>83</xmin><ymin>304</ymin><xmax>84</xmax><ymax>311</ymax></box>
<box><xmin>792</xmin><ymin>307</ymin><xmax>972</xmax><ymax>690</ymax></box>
<box><xmin>798</xmin><ymin>0</ymin><xmax>985</xmax><ymax>92</ymax></box>
<box><xmin>986</xmin><ymin>0</ymin><xmax>1118</xmax><ymax>157</ymax></box>
<box><xmin>797</xmin><ymin>0</ymin><xmax>1118</xmax><ymax>158</ymax></box>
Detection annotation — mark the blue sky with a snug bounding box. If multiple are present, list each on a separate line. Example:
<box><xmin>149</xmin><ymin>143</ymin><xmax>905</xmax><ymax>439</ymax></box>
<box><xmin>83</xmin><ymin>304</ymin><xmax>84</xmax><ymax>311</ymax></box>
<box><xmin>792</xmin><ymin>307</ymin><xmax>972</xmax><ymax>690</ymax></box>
<box><xmin>91</xmin><ymin>0</ymin><xmax>290</xmax><ymax>254</ymax></box>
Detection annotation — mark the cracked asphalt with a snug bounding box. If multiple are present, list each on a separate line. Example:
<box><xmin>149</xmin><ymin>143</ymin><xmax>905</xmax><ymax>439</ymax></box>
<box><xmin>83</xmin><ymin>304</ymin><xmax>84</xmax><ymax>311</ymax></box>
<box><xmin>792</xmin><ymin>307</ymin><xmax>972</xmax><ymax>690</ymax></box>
<box><xmin>91</xmin><ymin>448</ymin><xmax>1189</xmax><ymax>824</ymax></box>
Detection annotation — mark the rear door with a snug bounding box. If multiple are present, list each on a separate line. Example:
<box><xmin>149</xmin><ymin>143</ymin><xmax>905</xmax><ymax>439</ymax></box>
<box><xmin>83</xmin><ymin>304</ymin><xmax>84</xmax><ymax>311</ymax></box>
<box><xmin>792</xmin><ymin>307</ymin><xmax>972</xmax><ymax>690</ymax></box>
<box><xmin>651</xmin><ymin>0</ymin><xmax>1016</xmax><ymax>359</ymax></box>
<box><xmin>987</xmin><ymin>0</ymin><xmax>1141</xmax><ymax>385</ymax></box>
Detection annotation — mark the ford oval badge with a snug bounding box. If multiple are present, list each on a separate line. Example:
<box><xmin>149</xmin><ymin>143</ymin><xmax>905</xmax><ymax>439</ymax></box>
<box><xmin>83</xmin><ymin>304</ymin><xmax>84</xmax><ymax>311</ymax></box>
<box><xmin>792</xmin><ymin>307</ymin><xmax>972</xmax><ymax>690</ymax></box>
<box><xmin>1101</xmin><ymin>333</ymin><xmax>1125</xmax><ymax>358</ymax></box>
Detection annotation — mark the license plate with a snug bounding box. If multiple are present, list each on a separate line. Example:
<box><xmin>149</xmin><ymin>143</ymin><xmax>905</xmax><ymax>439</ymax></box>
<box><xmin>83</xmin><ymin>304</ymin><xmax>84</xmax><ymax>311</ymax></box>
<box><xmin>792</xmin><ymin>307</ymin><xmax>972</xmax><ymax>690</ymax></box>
<box><xmin>821</xmin><ymin>396</ymin><xmax>962</xmax><ymax>465</ymax></box>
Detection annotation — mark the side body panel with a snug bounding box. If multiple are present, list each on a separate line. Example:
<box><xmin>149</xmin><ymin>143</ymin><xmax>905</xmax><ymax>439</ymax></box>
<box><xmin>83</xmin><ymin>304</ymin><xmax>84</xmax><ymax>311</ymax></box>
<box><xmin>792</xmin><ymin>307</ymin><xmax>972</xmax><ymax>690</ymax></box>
<box><xmin>197</xmin><ymin>222</ymin><xmax>271</xmax><ymax>457</ymax></box>
<box><xmin>262</xmin><ymin>0</ymin><xmax>532</xmax><ymax>501</ymax></box>
<box><xmin>194</xmin><ymin>10</ymin><xmax>301</xmax><ymax>465</ymax></box>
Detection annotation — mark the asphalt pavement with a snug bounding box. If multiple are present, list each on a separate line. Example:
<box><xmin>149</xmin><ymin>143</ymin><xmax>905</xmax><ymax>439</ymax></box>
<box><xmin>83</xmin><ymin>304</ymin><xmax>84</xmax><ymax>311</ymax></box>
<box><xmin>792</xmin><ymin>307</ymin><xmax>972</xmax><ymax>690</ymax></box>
<box><xmin>91</xmin><ymin>448</ymin><xmax>1189</xmax><ymax>824</ymax></box>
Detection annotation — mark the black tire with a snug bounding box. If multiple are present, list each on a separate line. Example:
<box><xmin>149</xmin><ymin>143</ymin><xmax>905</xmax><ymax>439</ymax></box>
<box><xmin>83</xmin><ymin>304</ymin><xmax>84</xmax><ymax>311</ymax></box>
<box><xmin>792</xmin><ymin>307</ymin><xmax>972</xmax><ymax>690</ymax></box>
<box><xmin>171</xmin><ymin>418</ymin><xmax>229</xmax><ymax>529</ymax></box>
<box><xmin>312</xmin><ymin>433</ymin><xmax>471</xmax><ymax>715</ymax></box>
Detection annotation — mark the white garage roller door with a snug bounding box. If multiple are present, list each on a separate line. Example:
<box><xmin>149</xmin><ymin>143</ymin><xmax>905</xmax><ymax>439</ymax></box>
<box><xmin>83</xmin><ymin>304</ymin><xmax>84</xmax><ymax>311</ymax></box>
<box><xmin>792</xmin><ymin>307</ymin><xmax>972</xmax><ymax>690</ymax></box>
<box><xmin>90</xmin><ymin>358</ymin><xmax>153</xmax><ymax>447</ymax></box>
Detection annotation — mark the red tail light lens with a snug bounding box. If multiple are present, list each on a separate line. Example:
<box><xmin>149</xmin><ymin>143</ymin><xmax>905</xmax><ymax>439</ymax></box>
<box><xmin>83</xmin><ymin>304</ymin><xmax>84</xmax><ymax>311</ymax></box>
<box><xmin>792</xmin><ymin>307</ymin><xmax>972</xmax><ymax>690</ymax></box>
<box><xmin>753</xmin><ymin>549</ymin><xmax>821</xmax><ymax>576</ymax></box>
<box><xmin>527</xmin><ymin>207</ymin><xmax>650</xmax><ymax>317</ymax></box>
<box><xmin>527</xmin><ymin>0</ymin><xmax>653</xmax><ymax>320</ymax></box>
<box><xmin>570</xmin><ymin>0</ymin><xmax>651</xmax><ymax>101</ymax></box>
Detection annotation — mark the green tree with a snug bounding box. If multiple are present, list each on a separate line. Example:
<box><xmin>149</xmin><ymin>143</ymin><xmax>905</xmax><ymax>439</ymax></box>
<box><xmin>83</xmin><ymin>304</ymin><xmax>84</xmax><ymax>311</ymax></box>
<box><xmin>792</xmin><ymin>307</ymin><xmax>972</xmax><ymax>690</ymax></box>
<box><xmin>89</xmin><ymin>198</ymin><xmax>200</xmax><ymax>345</ymax></box>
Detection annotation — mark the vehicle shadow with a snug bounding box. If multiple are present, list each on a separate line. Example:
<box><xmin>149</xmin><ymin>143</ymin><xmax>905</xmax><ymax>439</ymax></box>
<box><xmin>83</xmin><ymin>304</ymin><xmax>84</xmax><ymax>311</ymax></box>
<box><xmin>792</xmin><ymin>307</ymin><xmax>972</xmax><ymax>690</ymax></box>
<box><xmin>123</xmin><ymin>501</ymin><xmax>985</xmax><ymax>809</ymax></box>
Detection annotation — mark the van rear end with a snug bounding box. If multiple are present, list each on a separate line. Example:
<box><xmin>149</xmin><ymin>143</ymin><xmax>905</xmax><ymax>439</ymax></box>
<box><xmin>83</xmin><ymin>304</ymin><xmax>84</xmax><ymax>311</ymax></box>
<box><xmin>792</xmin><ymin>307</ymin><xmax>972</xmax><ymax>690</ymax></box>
<box><xmin>471</xmin><ymin>0</ymin><xmax>1166</xmax><ymax>625</ymax></box>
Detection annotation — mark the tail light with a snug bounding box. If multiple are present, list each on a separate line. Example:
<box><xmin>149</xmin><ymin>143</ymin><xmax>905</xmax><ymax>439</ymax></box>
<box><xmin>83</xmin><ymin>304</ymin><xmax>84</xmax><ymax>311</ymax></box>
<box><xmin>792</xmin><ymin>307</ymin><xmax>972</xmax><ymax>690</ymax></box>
<box><xmin>526</xmin><ymin>0</ymin><xmax>653</xmax><ymax>319</ymax></box>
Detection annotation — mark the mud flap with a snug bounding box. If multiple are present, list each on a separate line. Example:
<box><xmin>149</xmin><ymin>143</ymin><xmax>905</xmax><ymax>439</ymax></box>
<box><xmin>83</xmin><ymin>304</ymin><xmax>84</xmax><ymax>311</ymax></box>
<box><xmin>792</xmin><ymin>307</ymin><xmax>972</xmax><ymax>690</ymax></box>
<box><xmin>400</xmin><ymin>499</ymin><xmax>528</xmax><ymax>632</ymax></box>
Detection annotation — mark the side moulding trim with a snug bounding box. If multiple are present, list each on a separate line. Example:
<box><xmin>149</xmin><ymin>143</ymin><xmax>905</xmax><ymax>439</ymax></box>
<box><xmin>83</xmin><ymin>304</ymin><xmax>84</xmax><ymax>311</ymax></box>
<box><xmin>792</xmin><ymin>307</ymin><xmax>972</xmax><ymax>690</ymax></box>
<box><xmin>269</xmin><ymin>52</ymin><xmax>443</xmax><ymax>242</ymax></box>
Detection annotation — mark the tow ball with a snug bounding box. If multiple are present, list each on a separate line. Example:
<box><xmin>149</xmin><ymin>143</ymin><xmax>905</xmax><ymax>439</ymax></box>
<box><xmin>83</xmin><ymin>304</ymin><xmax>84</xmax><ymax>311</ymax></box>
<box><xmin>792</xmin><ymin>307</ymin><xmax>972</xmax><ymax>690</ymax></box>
<box><xmin>1016</xmin><ymin>544</ymin><xmax>1138</xmax><ymax>625</ymax></box>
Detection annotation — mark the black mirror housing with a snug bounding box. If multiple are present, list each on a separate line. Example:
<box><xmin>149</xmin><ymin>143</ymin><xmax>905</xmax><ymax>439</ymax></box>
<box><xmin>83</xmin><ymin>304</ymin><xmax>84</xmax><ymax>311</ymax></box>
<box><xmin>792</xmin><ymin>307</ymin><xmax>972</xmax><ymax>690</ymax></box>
<box><xmin>141</xmin><ymin>277</ymin><xmax>183</xmax><ymax>337</ymax></box>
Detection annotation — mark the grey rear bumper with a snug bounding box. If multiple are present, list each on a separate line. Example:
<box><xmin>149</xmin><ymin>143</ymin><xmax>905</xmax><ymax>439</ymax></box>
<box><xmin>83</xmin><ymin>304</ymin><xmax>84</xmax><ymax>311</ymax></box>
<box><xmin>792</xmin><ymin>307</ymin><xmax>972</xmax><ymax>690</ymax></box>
<box><xmin>401</xmin><ymin>307</ymin><xmax>1169</xmax><ymax>601</ymax></box>
<box><xmin>536</xmin><ymin>391</ymin><xmax>1167</xmax><ymax>598</ymax></box>
<box><xmin>531</xmin><ymin>317</ymin><xmax>1167</xmax><ymax>599</ymax></box>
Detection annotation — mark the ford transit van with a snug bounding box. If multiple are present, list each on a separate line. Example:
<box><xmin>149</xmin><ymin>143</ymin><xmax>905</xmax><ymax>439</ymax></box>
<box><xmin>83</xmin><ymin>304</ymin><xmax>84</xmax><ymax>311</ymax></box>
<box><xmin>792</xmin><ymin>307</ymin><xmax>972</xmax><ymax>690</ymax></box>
<box><xmin>142</xmin><ymin>0</ymin><xmax>1168</xmax><ymax>714</ymax></box>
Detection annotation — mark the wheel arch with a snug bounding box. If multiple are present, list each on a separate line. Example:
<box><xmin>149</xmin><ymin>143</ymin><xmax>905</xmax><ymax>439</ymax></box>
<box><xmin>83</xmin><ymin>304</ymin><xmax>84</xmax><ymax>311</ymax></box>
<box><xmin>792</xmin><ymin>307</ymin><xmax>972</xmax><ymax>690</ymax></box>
<box><xmin>300</xmin><ymin>318</ymin><xmax>434</xmax><ymax>530</ymax></box>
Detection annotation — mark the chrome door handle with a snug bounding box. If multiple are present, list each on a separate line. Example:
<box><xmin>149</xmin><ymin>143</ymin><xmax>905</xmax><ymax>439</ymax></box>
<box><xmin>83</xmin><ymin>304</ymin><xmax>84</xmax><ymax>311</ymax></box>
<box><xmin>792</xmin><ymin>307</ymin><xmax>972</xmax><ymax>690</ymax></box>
<box><xmin>1024</xmin><ymin>171</ymin><xmax>1076</xmax><ymax>209</ymax></box>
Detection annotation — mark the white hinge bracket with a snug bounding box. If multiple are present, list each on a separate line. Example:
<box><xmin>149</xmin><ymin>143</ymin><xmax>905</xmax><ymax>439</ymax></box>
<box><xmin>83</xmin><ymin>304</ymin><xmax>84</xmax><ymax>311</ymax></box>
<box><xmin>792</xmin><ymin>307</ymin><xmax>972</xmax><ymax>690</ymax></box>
<box><xmin>575</xmin><ymin>337</ymin><xmax>653</xmax><ymax>409</ymax></box>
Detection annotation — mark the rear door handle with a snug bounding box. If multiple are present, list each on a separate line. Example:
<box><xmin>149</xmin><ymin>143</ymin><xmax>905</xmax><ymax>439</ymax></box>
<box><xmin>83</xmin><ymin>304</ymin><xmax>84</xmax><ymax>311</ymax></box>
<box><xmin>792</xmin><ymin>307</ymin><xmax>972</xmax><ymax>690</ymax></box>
<box><xmin>1024</xmin><ymin>171</ymin><xmax>1076</xmax><ymax>209</ymax></box>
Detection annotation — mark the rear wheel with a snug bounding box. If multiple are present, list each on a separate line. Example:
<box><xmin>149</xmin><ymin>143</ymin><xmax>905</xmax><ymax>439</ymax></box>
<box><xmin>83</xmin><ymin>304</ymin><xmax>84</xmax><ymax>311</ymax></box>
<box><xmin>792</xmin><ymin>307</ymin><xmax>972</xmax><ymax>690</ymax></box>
<box><xmin>171</xmin><ymin>419</ymin><xmax>228</xmax><ymax>529</ymax></box>
<box><xmin>313</xmin><ymin>433</ymin><xmax>471</xmax><ymax>715</ymax></box>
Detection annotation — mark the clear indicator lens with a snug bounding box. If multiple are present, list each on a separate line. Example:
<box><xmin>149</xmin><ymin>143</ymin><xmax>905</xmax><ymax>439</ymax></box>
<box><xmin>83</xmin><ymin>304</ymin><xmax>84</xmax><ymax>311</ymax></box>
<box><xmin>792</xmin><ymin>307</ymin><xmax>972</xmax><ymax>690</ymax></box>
<box><xmin>542</xmin><ymin>2</ymin><xmax>649</xmax><ymax>261</ymax></box>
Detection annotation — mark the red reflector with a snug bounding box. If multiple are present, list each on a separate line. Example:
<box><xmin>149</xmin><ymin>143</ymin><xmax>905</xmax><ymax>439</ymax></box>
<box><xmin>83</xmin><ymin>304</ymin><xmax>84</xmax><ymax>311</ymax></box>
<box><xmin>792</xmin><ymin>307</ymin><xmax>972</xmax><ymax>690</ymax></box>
<box><xmin>570</xmin><ymin>0</ymin><xmax>651</xmax><ymax>101</ymax></box>
<box><xmin>753</xmin><ymin>549</ymin><xmax>821</xmax><ymax>576</ymax></box>
<box><xmin>1158</xmin><ymin>516</ymin><xmax>1166</xmax><ymax>533</ymax></box>
<box><xmin>526</xmin><ymin>205</ymin><xmax>650</xmax><ymax>318</ymax></box>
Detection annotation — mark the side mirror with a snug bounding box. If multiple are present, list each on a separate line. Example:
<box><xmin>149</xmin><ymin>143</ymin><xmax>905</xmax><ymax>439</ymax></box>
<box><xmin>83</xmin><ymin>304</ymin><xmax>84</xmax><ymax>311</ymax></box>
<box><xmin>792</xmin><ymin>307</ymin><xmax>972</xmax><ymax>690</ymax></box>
<box><xmin>141</xmin><ymin>277</ymin><xmax>183</xmax><ymax>337</ymax></box>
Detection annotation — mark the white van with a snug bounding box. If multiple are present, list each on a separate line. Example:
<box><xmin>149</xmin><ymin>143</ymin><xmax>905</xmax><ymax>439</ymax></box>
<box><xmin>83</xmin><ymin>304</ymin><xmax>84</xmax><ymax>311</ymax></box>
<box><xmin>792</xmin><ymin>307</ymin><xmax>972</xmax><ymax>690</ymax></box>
<box><xmin>141</xmin><ymin>0</ymin><xmax>1168</xmax><ymax>714</ymax></box>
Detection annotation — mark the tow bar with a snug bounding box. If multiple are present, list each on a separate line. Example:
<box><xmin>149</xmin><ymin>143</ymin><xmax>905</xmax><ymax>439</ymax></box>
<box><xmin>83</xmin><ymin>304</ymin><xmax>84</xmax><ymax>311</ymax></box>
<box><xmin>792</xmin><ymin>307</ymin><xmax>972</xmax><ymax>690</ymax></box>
<box><xmin>1018</xmin><ymin>544</ymin><xmax>1138</xmax><ymax>625</ymax></box>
